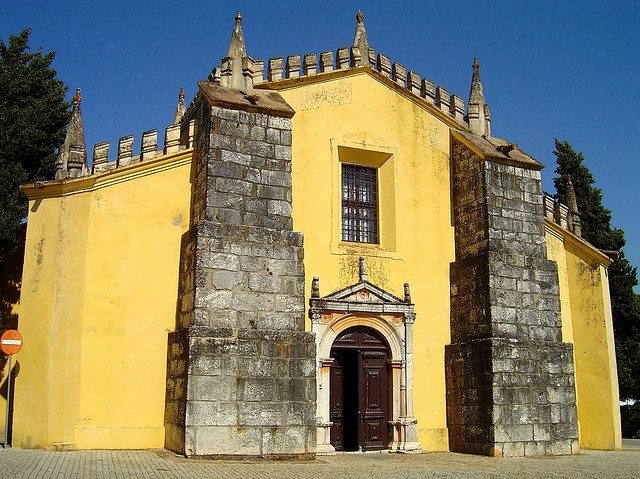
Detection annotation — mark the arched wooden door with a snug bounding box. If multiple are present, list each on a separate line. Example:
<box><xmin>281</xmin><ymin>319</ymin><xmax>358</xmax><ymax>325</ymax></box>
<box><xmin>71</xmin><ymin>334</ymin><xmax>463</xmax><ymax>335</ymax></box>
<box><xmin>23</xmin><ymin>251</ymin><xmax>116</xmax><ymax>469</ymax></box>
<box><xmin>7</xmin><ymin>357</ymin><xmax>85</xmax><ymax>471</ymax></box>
<box><xmin>329</xmin><ymin>326</ymin><xmax>390</xmax><ymax>451</ymax></box>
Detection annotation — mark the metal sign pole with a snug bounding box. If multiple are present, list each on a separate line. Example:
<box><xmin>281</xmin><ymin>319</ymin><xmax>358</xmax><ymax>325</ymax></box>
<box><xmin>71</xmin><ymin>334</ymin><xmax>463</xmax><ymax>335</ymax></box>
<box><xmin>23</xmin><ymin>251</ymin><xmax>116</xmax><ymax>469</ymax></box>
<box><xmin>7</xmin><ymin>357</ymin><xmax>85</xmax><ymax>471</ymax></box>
<box><xmin>4</xmin><ymin>354</ymin><xmax>12</xmax><ymax>448</ymax></box>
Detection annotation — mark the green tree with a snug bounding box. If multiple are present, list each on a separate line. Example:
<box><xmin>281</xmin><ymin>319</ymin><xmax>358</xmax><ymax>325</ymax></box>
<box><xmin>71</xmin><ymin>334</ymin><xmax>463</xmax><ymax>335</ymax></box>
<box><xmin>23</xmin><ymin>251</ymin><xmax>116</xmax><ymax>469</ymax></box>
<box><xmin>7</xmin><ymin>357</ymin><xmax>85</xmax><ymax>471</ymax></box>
<box><xmin>553</xmin><ymin>138</ymin><xmax>640</xmax><ymax>400</ymax></box>
<box><xmin>0</xmin><ymin>28</ymin><xmax>70</xmax><ymax>263</ymax></box>
<box><xmin>553</xmin><ymin>139</ymin><xmax>624</xmax><ymax>251</ymax></box>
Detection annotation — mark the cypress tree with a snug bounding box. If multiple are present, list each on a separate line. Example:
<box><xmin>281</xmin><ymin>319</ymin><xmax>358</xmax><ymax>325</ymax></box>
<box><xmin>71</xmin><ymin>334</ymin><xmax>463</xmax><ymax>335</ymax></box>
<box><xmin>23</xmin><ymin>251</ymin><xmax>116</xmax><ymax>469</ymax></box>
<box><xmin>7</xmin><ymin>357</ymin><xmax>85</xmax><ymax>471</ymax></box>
<box><xmin>553</xmin><ymin>139</ymin><xmax>640</xmax><ymax>400</ymax></box>
<box><xmin>0</xmin><ymin>28</ymin><xmax>70</xmax><ymax>263</ymax></box>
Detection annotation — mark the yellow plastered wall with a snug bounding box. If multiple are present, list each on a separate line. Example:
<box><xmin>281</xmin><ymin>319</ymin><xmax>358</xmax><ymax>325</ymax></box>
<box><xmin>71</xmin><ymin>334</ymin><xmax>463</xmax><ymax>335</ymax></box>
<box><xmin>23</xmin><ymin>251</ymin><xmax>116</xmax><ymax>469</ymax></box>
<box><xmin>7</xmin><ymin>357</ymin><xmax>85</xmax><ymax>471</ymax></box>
<box><xmin>545</xmin><ymin>221</ymin><xmax>621</xmax><ymax>450</ymax></box>
<box><xmin>278</xmin><ymin>71</ymin><xmax>455</xmax><ymax>451</ymax></box>
<box><xmin>13</xmin><ymin>151</ymin><xmax>192</xmax><ymax>449</ymax></box>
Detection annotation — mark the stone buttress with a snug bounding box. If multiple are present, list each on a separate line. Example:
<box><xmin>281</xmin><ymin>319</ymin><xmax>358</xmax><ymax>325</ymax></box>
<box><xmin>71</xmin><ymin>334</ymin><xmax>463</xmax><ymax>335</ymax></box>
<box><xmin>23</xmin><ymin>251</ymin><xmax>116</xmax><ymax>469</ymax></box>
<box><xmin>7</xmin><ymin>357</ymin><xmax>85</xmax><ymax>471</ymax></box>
<box><xmin>445</xmin><ymin>131</ymin><xmax>579</xmax><ymax>456</ymax></box>
<box><xmin>163</xmin><ymin>14</ymin><xmax>316</xmax><ymax>458</ymax></box>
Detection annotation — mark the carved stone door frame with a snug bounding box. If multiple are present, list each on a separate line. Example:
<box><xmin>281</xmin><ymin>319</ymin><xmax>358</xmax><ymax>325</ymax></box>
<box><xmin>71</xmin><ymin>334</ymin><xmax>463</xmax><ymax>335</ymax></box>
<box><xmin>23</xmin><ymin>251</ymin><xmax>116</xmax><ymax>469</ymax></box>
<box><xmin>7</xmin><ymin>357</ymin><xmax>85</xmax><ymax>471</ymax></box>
<box><xmin>309</xmin><ymin>258</ymin><xmax>420</xmax><ymax>453</ymax></box>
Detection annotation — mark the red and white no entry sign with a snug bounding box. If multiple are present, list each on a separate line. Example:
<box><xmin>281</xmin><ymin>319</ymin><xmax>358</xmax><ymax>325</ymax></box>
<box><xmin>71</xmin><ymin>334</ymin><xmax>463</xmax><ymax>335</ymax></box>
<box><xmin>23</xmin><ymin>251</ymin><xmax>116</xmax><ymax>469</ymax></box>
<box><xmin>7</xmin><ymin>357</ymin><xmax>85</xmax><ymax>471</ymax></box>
<box><xmin>0</xmin><ymin>329</ymin><xmax>22</xmax><ymax>355</ymax></box>
<box><xmin>2</xmin><ymin>329</ymin><xmax>22</xmax><ymax>447</ymax></box>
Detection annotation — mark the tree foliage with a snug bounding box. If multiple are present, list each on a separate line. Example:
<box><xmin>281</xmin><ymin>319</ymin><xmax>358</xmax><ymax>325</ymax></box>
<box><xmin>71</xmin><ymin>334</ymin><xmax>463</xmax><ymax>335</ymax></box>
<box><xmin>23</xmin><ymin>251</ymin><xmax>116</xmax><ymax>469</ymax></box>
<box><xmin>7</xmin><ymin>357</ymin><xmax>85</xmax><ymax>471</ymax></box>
<box><xmin>553</xmin><ymin>138</ymin><xmax>640</xmax><ymax>400</ymax></box>
<box><xmin>0</xmin><ymin>28</ymin><xmax>69</xmax><ymax>261</ymax></box>
<box><xmin>553</xmin><ymin>139</ymin><xmax>624</xmax><ymax>251</ymax></box>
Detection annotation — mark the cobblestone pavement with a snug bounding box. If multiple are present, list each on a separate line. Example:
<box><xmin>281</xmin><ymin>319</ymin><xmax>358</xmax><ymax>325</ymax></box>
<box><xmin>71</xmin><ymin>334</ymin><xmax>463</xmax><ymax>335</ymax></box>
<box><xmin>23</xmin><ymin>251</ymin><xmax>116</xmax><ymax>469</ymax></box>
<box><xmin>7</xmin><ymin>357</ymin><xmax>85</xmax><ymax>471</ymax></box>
<box><xmin>0</xmin><ymin>444</ymin><xmax>639</xmax><ymax>479</ymax></box>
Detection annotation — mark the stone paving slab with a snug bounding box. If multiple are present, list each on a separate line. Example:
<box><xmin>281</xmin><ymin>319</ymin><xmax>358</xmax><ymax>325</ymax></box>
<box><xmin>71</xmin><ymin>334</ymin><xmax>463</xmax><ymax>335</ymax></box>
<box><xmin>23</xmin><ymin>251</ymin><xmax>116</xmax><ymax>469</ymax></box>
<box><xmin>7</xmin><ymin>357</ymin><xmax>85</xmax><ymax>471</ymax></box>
<box><xmin>1</xmin><ymin>447</ymin><xmax>639</xmax><ymax>479</ymax></box>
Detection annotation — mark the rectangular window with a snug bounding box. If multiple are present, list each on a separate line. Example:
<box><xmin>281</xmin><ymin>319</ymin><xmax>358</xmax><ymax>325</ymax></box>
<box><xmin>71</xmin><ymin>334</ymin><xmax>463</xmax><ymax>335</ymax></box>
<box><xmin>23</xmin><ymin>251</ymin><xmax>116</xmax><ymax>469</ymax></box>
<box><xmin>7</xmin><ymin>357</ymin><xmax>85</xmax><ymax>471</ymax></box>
<box><xmin>341</xmin><ymin>164</ymin><xmax>378</xmax><ymax>243</ymax></box>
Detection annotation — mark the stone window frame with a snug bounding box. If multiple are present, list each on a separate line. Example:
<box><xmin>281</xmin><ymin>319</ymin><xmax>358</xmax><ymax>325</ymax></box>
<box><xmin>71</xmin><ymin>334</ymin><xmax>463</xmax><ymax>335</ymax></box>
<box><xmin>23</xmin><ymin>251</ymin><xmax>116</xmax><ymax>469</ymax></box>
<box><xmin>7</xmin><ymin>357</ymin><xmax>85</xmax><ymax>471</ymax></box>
<box><xmin>329</xmin><ymin>139</ymin><xmax>399</xmax><ymax>256</ymax></box>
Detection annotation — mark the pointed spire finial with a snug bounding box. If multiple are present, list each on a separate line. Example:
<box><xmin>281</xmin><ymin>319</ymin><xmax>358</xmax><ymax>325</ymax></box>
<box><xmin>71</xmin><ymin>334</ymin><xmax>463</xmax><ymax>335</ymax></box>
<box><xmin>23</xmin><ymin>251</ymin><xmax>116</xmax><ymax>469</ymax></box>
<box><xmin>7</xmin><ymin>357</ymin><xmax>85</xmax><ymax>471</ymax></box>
<box><xmin>174</xmin><ymin>87</ymin><xmax>187</xmax><ymax>124</ymax></box>
<box><xmin>467</xmin><ymin>56</ymin><xmax>491</xmax><ymax>137</ymax></box>
<box><xmin>566</xmin><ymin>175</ymin><xmax>578</xmax><ymax>213</ymax></box>
<box><xmin>353</xmin><ymin>10</ymin><xmax>371</xmax><ymax>67</ymax></box>
<box><xmin>227</xmin><ymin>11</ymin><xmax>246</xmax><ymax>58</ymax></box>
<box><xmin>565</xmin><ymin>175</ymin><xmax>582</xmax><ymax>236</ymax></box>
<box><xmin>220</xmin><ymin>11</ymin><xmax>248</xmax><ymax>89</ymax></box>
<box><xmin>358</xmin><ymin>257</ymin><xmax>368</xmax><ymax>282</ymax></box>
<box><xmin>469</xmin><ymin>56</ymin><xmax>485</xmax><ymax>104</ymax></box>
<box><xmin>55</xmin><ymin>87</ymin><xmax>87</xmax><ymax>180</ymax></box>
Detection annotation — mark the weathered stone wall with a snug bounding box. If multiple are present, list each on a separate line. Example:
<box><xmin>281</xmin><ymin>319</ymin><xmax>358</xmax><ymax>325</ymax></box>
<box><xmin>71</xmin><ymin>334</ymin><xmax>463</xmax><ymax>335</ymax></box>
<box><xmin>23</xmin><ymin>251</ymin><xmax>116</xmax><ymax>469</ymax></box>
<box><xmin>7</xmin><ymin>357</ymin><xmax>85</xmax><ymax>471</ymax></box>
<box><xmin>164</xmin><ymin>90</ymin><xmax>316</xmax><ymax>458</ymax></box>
<box><xmin>445</xmin><ymin>137</ymin><xmax>578</xmax><ymax>456</ymax></box>
<box><xmin>165</xmin><ymin>327</ymin><xmax>188</xmax><ymax>452</ymax></box>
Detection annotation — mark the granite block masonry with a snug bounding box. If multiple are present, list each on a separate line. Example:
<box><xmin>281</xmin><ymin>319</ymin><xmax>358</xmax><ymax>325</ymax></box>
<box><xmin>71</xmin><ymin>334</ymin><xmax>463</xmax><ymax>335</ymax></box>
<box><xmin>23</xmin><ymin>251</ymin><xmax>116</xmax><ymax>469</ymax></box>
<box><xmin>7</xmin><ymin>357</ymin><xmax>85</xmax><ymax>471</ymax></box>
<box><xmin>445</xmin><ymin>135</ymin><xmax>579</xmax><ymax>457</ymax></box>
<box><xmin>164</xmin><ymin>81</ymin><xmax>316</xmax><ymax>458</ymax></box>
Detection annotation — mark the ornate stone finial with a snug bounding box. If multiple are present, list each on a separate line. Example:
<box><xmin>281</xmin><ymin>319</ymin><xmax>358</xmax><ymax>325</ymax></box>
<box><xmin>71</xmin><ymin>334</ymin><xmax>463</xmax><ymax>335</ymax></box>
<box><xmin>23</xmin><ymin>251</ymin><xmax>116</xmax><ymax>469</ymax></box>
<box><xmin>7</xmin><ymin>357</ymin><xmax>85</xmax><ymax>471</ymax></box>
<box><xmin>565</xmin><ymin>175</ymin><xmax>582</xmax><ymax>236</ymax></box>
<box><xmin>358</xmin><ymin>257</ymin><xmax>368</xmax><ymax>282</ymax></box>
<box><xmin>352</xmin><ymin>10</ymin><xmax>370</xmax><ymax>67</ymax></box>
<box><xmin>404</xmin><ymin>283</ymin><xmax>412</xmax><ymax>303</ymax></box>
<box><xmin>566</xmin><ymin>176</ymin><xmax>579</xmax><ymax>213</ymax></box>
<box><xmin>174</xmin><ymin>87</ymin><xmax>187</xmax><ymax>124</ymax></box>
<box><xmin>220</xmin><ymin>11</ymin><xmax>248</xmax><ymax>89</ymax></box>
<box><xmin>312</xmin><ymin>277</ymin><xmax>320</xmax><ymax>298</ymax></box>
<box><xmin>55</xmin><ymin>87</ymin><xmax>87</xmax><ymax>180</ymax></box>
<box><xmin>469</xmin><ymin>57</ymin><xmax>485</xmax><ymax>105</ymax></box>
<box><xmin>467</xmin><ymin>56</ymin><xmax>491</xmax><ymax>137</ymax></box>
<box><xmin>227</xmin><ymin>12</ymin><xmax>246</xmax><ymax>58</ymax></box>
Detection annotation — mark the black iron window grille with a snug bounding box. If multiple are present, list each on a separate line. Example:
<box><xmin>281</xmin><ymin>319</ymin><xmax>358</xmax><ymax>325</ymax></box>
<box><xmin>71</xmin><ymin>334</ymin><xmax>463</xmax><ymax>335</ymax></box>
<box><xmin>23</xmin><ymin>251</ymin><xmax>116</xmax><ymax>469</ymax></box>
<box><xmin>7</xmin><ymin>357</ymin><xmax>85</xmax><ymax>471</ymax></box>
<box><xmin>341</xmin><ymin>164</ymin><xmax>378</xmax><ymax>244</ymax></box>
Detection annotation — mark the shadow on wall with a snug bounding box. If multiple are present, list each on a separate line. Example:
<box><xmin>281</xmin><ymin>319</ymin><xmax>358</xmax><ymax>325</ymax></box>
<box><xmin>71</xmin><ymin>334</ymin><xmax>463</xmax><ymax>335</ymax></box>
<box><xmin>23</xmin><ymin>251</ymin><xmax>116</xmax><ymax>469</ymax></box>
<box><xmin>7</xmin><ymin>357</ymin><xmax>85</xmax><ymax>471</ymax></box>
<box><xmin>0</xmin><ymin>361</ymin><xmax>20</xmax><ymax>445</ymax></box>
<box><xmin>0</xmin><ymin>223</ymin><xmax>27</xmax><ymax>402</ymax></box>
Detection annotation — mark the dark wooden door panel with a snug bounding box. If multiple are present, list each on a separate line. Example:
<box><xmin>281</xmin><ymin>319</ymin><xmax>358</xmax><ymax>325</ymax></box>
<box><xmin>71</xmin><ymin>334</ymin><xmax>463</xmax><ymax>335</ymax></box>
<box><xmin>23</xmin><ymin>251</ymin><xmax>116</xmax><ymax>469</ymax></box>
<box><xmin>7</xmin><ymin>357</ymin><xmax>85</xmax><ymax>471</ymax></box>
<box><xmin>360</xmin><ymin>351</ymin><xmax>389</xmax><ymax>450</ymax></box>
<box><xmin>329</xmin><ymin>359</ymin><xmax>344</xmax><ymax>450</ymax></box>
<box><xmin>362</xmin><ymin>419</ymin><xmax>385</xmax><ymax>450</ymax></box>
<box><xmin>333</xmin><ymin>330</ymin><xmax>359</xmax><ymax>347</ymax></box>
<box><xmin>362</xmin><ymin>330</ymin><xmax>385</xmax><ymax>348</ymax></box>
<box><xmin>331</xmin><ymin>326</ymin><xmax>390</xmax><ymax>452</ymax></box>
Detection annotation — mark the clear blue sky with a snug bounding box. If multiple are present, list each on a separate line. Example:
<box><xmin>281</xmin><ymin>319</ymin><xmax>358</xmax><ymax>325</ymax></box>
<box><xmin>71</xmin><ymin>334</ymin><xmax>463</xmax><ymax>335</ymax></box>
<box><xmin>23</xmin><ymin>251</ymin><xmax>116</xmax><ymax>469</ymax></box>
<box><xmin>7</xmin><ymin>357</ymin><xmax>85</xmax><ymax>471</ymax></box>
<box><xmin>2</xmin><ymin>1</ymin><xmax>639</xmax><ymax>287</ymax></box>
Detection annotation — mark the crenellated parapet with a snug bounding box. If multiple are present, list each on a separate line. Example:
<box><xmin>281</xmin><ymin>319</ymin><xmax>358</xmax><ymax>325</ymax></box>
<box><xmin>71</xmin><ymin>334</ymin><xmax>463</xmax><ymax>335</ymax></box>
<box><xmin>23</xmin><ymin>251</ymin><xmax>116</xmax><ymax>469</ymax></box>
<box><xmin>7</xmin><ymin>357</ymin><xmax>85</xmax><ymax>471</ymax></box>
<box><xmin>208</xmin><ymin>46</ymin><xmax>472</xmax><ymax>129</ymax></box>
<box><xmin>86</xmin><ymin>120</ymin><xmax>195</xmax><ymax>176</ymax></box>
<box><xmin>52</xmin><ymin>84</ymin><xmax>196</xmax><ymax>182</ymax></box>
<box><xmin>202</xmin><ymin>10</ymin><xmax>484</xmax><ymax>132</ymax></box>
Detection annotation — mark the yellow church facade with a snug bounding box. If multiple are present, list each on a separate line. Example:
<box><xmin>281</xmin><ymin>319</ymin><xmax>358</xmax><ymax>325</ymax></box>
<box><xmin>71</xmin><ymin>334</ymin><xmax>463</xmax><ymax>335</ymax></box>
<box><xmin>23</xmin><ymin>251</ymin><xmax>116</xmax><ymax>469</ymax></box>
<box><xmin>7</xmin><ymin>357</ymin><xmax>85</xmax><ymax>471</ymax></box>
<box><xmin>6</xmin><ymin>12</ymin><xmax>620</xmax><ymax>456</ymax></box>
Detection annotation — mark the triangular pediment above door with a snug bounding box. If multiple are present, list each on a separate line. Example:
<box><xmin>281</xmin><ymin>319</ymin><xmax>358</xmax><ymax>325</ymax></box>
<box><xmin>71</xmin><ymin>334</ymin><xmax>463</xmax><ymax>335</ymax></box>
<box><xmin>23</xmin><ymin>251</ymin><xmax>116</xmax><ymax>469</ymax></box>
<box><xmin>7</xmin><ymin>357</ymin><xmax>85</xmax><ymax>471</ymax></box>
<box><xmin>324</xmin><ymin>281</ymin><xmax>405</xmax><ymax>304</ymax></box>
<box><xmin>309</xmin><ymin>258</ymin><xmax>414</xmax><ymax>315</ymax></box>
